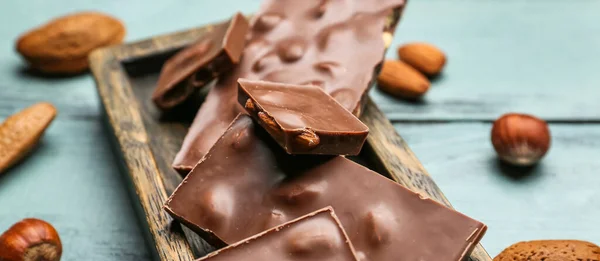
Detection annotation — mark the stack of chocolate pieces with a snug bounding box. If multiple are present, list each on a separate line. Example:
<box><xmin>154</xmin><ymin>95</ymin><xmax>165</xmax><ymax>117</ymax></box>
<box><xmin>153</xmin><ymin>0</ymin><xmax>488</xmax><ymax>260</ymax></box>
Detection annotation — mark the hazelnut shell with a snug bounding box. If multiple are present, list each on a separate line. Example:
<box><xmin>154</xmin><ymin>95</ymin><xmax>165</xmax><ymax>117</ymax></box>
<box><xmin>491</xmin><ymin>113</ymin><xmax>551</xmax><ymax>166</ymax></box>
<box><xmin>0</xmin><ymin>218</ymin><xmax>62</xmax><ymax>261</ymax></box>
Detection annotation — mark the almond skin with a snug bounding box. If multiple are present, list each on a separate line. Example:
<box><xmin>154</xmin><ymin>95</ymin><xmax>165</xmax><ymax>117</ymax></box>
<box><xmin>0</xmin><ymin>102</ymin><xmax>57</xmax><ymax>174</ymax></box>
<box><xmin>377</xmin><ymin>60</ymin><xmax>430</xmax><ymax>99</ymax></box>
<box><xmin>16</xmin><ymin>12</ymin><xmax>126</xmax><ymax>74</ymax></box>
<box><xmin>494</xmin><ymin>240</ymin><xmax>600</xmax><ymax>261</ymax></box>
<box><xmin>398</xmin><ymin>42</ymin><xmax>446</xmax><ymax>76</ymax></box>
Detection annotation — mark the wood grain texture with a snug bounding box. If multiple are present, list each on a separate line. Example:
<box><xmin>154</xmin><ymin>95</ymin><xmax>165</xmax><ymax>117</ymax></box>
<box><xmin>89</xmin><ymin>49</ymin><xmax>196</xmax><ymax>261</ymax></box>
<box><xmin>90</xmin><ymin>20</ymin><xmax>493</xmax><ymax>260</ymax></box>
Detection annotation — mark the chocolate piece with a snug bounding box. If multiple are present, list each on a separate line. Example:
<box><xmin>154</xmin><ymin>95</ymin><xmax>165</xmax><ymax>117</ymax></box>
<box><xmin>172</xmin><ymin>0</ymin><xmax>406</xmax><ymax>173</ymax></box>
<box><xmin>237</xmin><ymin>79</ymin><xmax>369</xmax><ymax>155</ymax></box>
<box><xmin>152</xmin><ymin>13</ymin><xmax>249</xmax><ymax>110</ymax></box>
<box><xmin>196</xmin><ymin>207</ymin><xmax>359</xmax><ymax>261</ymax></box>
<box><xmin>165</xmin><ymin>115</ymin><xmax>487</xmax><ymax>261</ymax></box>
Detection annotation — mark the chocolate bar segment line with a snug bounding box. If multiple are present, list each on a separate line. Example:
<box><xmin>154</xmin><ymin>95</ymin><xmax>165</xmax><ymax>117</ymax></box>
<box><xmin>237</xmin><ymin>79</ymin><xmax>369</xmax><ymax>155</ymax></box>
<box><xmin>151</xmin><ymin>12</ymin><xmax>249</xmax><ymax>110</ymax></box>
<box><xmin>173</xmin><ymin>0</ymin><xmax>406</xmax><ymax>173</ymax></box>
<box><xmin>196</xmin><ymin>207</ymin><xmax>359</xmax><ymax>261</ymax></box>
<box><xmin>165</xmin><ymin>114</ymin><xmax>487</xmax><ymax>261</ymax></box>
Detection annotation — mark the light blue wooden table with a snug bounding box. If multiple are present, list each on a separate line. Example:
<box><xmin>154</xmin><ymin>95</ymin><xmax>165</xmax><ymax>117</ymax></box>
<box><xmin>1</xmin><ymin>1</ymin><xmax>599</xmax><ymax>260</ymax></box>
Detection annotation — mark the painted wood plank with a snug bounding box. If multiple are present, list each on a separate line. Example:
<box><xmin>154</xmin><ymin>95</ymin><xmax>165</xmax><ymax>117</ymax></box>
<box><xmin>3</xmin><ymin>0</ymin><xmax>600</xmax><ymax>121</ymax></box>
<box><xmin>0</xmin><ymin>0</ymin><xmax>261</xmax><ymax>119</ymax></box>
<box><xmin>0</xmin><ymin>118</ymin><xmax>150</xmax><ymax>260</ymax></box>
<box><xmin>378</xmin><ymin>0</ymin><xmax>600</xmax><ymax>121</ymax></box>
<box><xmin>0</xmin><ymin>0</ymin><xmax>598</xmax><ymax>260</ymax></box>
<box><xmin>395</xmin><ymin>122</ymin><xmax>600</xmax><ymax>256</ymax></box>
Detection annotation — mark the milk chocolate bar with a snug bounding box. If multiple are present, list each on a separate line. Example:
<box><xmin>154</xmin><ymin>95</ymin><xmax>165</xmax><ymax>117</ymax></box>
<box><xmin>196</xmin><ymin>207</ymin><xmax>359</xmax><ymax>261</ymax></box>
<box><xmin>172</xmin><ymin>0</ymin><xmax>406</xmax><ymax>173</ymax></box>
<box><xmin>237</xmin><ymin>79</ymin><xmax>369</xmax><ymax>155</ymax></box>
<box><xmin>152</xmin><ymin>13</ymin><xmax>249</xmax><ymax>110</ymax></box>
<box><xmin>165</xmin><ymin>115</ymin><xmax>487</xmax><ymax>261</ymax></box>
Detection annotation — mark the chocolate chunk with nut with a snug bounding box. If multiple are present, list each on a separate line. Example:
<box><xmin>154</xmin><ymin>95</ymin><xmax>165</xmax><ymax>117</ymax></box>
<box><xmin>196</xmin><ymin>207</ymin><xmax>359</xmax><ymax>261</ymax></box>
<box><xmin>152</xmin><ymin>12</ymin><xmax>249</xmax><ymax>110</ymax></box>
<box><xmin>165</xmin><ymin>115</ymin><xmax>487</xmax><ymax>261</ymax></box>
<box><xmin>172</xmin><ymin>0</ymin><xmax>407</xmax><ymax>174</ymax></box>
<box><xmin>237</xmin><ymin>79</ymin><xmax>369</xmax><ymax>155</ymax></box>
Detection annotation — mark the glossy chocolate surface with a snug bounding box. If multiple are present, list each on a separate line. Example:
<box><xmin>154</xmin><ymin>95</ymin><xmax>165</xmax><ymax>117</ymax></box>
<box><xmin>166</xmin><ymin>115</ymin><xmax>487</xmax><ymax>261</ymax></box>
<box><xmin>238</xmin><ymin>79</ymin><xmax>368</xmax><ymax>155</ymax></box>
<box><xmin>172</xmin><ymin>0</ymin><xmax>405</xmax><ymax>172</ymax></box>
<box><xmin>152</xmin><ymin>13</ymin><xmax>248</xmax><ymax>110</ymax></box>
<box><xmin>197</xmin><ymin>207</ymin><xmax>358</xmax><ymax>261</ymax></box>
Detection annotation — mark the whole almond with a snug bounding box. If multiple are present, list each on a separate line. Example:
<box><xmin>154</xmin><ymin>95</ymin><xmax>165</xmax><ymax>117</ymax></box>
<box><xmin>494</xmin><ymin>240</ymin><xmax>600</xmax><ymax>261</ymax></box>
<box><xmin>294</xmin><ymin>129</ymin><xmax>320</xmax><ymax>151</ymax></box>
<box><xmin>398</xmin><ymin>42</ymin><xmax>446</xmax><ymax>76</ymax></box>
<box><xmin>257</xmin><ymin>112</ymin><xmax>282</xmax><ymax>134</ymax></box>
<box><xmin>377</xmin><ymin>60</ymin><xmax>430</xmax><ymax>99</ymax></box>
<box><xmin>0</xmin><ymin>103</ymin><xmax>57</xmax><ymax>174</ymax></box>
<box><xmin>16</xmin><ymin>12</ymin><xmax>126</xmax><ymax>74</ymax></box>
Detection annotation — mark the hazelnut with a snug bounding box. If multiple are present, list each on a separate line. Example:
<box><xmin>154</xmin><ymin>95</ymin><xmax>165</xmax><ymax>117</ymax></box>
<box><xmin>491</xmin><ymin>113</ymin><xmax>551</xmax><ymax>166</ymax></box>
<box><xmin>0</xmin><ymin>218</ymin><xmax>62</xmax><ymax>261</ymax></box>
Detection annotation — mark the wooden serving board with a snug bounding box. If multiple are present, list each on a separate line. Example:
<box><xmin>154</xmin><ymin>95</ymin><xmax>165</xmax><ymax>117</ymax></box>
<box><xmin>90</xmin><ymin>20</ymin><xmax>492</xmax><ymax>261</ymax></box>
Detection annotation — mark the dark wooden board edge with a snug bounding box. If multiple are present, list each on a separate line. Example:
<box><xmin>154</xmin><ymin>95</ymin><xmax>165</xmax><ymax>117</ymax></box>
<box><xmin>90</xmin><ymin>48</ymin><xmax>196</xmax><ymax>261</ymax></box>
<box><xmin>90</xmin><ymin>23</ymin><xmax>492</xmax><ymax>261</ymax></box>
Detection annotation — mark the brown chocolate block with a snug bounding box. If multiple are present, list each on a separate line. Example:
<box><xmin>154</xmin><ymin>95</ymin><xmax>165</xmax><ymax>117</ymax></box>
<box><xmin>172</xmin><ymin>0</ymin><xmax>406</xmax><ymax>173</ymax></box>
<box><xmin>152</xmin><ymin>13</ymin><xmax>249</xmax><ymax>110</ymax></box>
<box><xmin>165</xmin><ymin>114</ymin><xmax>487</xmax><ymax>261</ymax></box>
<box><xmin>237</xmin><ymin>79</ymin><xmax>369</xmax><ymax>155</ymax></box>
<box><xmin>196</xmin><ymin>207</ymin><xmax>359</xmax><ymax>261</ymax></box>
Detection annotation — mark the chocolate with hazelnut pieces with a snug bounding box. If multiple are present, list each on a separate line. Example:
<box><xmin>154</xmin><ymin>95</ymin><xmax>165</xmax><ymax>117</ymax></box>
<box><xmin>152</xmin><ymin>12</ymin><xmax>249</xmax><ymax>110</ymax></box>
<box><xmin>172</xmin><ymin>0</ymin><xmax>407</xmax><ymax>173</ymax></box>
<box><xmin>165</xmin><ymin>114</ymin><xmax>487</xmax><ymax>261</ymax></box>
<box><xmin>237</xmin><ymin>79</ymin><xmax>369</xmax><ymax>155</ymax></box>
<box><xmin>197</xmin><ymin>207</ymin><xmax>359</xmax><ymax>261</ymax></box>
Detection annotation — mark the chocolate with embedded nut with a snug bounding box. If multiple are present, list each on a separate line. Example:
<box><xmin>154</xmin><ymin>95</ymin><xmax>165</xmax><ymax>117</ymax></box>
<box><xmin>152</xmin><ymin>13</ymin><xmax>249</xmax><ymax>110</ymax></box>
<box><xmin>165</xmin><ymin>114</ymin><xmax>487</xmax><ymax>261</ymax></box>
<box><xmin>196</xmin><ymin>207</ymin><xmax>359</xmax><ymax>261</ymax></box>
<box><xmin>238</xmin><ymin>79</ymin><xmax>368</xmax><ymax>155</ymax></box>
<box><xmin>172</xmin><ymin>0</ymin><xmax>406</xmax><ymax>173</ymax></box>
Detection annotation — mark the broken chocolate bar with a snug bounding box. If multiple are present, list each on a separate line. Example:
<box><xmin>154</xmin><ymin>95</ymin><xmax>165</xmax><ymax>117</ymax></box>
<box><xmin>173</xmin><ymin>0</ymin><xmax>406</xmax><ymax>173</ymax></box>
<box><xmin>197</xmin><ymin>207</ymin><xmax>359</xmax><ymax>261</ymax></box>
<box><xmin>152</xmin><ymin>13</ymin><xmax>249</xmax><ymax>110</ymax></box>
<box><xmin>165</xmin><ymin>114</ymin><xmax>487</xmax><ymax>261</ymax></box>
<box><xmin>237</xmin><ymin>79</ymin><xmax>369</xmax><ymax>155</ymax></box>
